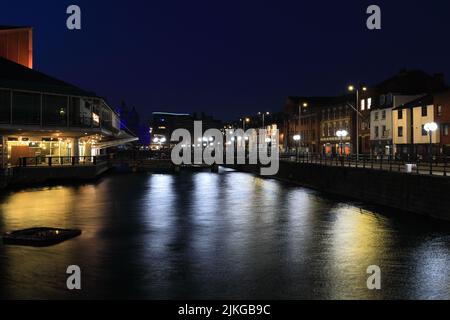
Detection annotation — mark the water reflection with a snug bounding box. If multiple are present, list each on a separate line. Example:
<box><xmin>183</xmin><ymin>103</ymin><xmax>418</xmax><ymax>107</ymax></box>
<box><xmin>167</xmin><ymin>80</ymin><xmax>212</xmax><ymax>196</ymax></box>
<box><xmin>0</xmin><ymin>171</ymin><xmax>449</xmax><ymax>299</ymax></box>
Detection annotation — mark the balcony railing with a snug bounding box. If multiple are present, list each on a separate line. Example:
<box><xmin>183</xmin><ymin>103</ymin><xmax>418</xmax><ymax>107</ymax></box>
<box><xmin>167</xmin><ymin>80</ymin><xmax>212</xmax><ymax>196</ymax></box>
<box><xmin>18</xmin><ymin>155</ymin><xmax>108</xmax><ymax>167</ymax></box>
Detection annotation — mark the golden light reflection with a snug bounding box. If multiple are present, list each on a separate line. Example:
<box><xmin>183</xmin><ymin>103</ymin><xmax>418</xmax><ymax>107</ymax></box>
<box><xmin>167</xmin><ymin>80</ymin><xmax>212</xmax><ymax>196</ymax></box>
<box><xmin>328</xmin><ymin>205</ymin><xmax>393</xmax><ymax>299</ymax></box>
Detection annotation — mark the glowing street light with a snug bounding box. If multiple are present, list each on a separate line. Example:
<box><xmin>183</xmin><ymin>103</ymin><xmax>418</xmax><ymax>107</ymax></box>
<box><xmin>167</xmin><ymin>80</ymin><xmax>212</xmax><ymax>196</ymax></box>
<box><xmin>258</xmin><ymin>112</ymin><xmax>270</xmax><ymax>128</ymax></box>
<box><xmin>424</xmin><ymin>122</ymin><xmax>438</xmax><ymax>132</ymax></box>
<box><xmin>336</xmin><ymin>130</ymin><xmax>348</xmax><ymax>156</ymax></box>
<box><xmin>293</xmin><ymin>135</ymin><xmax>301</xmax><ymax>162</ymax></box>
<box><xmin>424</xmin><ymin>122</ymin><xmax>438</xmax><ymax>174</ymax></box>
<box><xmin>347</xmin><ymin>84</ymin><xmax>367</xmax><ymax>160</ymax></box>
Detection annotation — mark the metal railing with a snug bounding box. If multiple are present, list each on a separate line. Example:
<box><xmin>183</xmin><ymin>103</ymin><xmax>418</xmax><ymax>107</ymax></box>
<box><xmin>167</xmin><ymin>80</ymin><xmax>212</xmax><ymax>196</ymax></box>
<box><xmin>281</xmin><ymin>153</ymin><xmax>450</xmax><ymax>176</ymax></box>
<box><xmin>18</xmin><ymin>155</ymin><xmax>108</xmax><ymax>167</ymax></box>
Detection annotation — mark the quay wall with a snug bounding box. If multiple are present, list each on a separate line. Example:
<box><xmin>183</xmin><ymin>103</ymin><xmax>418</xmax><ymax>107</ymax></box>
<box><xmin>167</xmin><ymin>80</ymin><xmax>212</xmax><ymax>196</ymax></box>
<box><xmin>231</xmin><ymin>161</ymin><xmax>450</xmax><ymax>222</ymax></box>
<box><xmin>6</xmin><ymin>163</ymin><xmax>109</xmax><ymax>186</ymax></box>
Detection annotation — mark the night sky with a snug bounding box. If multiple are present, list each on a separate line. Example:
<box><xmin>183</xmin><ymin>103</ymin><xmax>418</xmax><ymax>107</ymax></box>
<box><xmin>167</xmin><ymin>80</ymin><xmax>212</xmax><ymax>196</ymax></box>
<box><xmin>2</xmin><ymin>0</ymin><xmax>450</xmax><ymax>122</ymax></box>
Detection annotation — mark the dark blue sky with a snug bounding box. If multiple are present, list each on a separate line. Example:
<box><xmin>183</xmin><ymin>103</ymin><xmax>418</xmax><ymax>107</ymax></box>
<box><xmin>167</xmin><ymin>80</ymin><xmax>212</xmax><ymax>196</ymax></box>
<box><xmin>2</xmin><ymin>0</ymin><xmax>450</xmax><ymax>121</ymax></box>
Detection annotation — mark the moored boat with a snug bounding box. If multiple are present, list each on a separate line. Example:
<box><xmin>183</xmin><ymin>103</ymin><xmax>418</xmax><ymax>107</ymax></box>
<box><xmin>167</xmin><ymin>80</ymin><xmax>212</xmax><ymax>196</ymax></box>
<box><xmin>3</xmin><ymin>227</ymin><xmax>82</xmax><ymax>247</ymax></box>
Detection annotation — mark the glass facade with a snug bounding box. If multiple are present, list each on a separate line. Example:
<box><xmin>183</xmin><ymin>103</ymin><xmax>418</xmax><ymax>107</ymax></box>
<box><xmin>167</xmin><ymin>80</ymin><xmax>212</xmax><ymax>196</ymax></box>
<box><xmin>0</xmin><ymin>88</ymin><xmax>122</xmax><ymax>167</ymax></box>
<box><xmin>0</xmin><ymin>89</ymin><xmax>11</xmax><ymax>124</ymax></box>
<box><xmin>5</xmin><ymin>136</ymin><xmax>96</xmax><ymax>166</ymax></box>
<box><xmin>43</xmin><ymin>94</ymin><xmax>68</xmax><ymax>126</ymax></box>
<box><xmin>12</xmin><ymin>91</ymin><xmax>41</xmax><ymax>125</ymax></box>
<box><xmin>0</xmin><ymin>89</ymin><xmax>119</xmax><ymax>133</ymax></box>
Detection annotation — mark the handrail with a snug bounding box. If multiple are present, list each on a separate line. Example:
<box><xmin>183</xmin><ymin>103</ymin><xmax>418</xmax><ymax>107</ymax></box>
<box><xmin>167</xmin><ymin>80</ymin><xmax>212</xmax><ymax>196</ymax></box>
<box><xmin>18</xmin><ymin>155</ymin><xmax>108</xmax><ymax>167</ymax></box>
<box><xmin>279</xmin><ymin>153</ymin><xmax>450</xmax><ymax>176</ymax></box>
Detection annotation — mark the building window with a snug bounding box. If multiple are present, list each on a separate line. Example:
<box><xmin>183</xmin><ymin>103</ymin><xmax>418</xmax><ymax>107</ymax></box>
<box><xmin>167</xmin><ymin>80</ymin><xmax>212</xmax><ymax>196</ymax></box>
<box><xmin>382</xmin><ymin>125</ymin><xmax>386</xmax><ymax>137</ymax></box>
<box><xmin>368</xmin><ymin>98</ymin><xmax>372</xmax><ymax>110</ymax></box>
<box><xmin>43</xmin><ymin>94</ymin><xmax>68</xmax><ymax>126</ymax></box>
<box><xmin>0</xmin><ymin>89</ymin><xmax>11</xmax><ymax>124</ymax></box>
<box><xmin>421</xmin><ymin>106</ymin><xmax>427</xmax><ymax>117</ymax></box>
<box><xmin>398</xmin><ymin>126</ymin><xmax>403</xmax><ymax>137</ymax></box>
<box><xmin>437</xmin><ymin>105</ymin><xmax>442</xmax><ymax>117</ymax></box>
<box><xmin>361</xmin><ymin>99</ymin><xmax>365</xmax><ymax>111</ymax></box>
<box><xmin>444</xmin><ymin>124</ymin><xmax>449</xmax><ymax>136</ymax></box>
<box><xmin>379</xmin><ymin>95</ymin><xmax>385</xmax><ymax>106</ymax></box>
<box><xmin>12</xmin><ymin>91</ymin><xmax>41</xmax><ymax>125</ymax></box>
<box><xmin>386</xmin><ymin>93</ymin><xmax>393</xmax><ymax>106</ymax></box>
<box><xmin>382</xmin><ymin>110</ymin><xmax>386</xmax><ymax>120</ymax></box>
<box><xmin>375</xmin><ymin>126</ymin><xmax>379</xmax><ymax>138</ymax></box>
<box><xmin>398</xmin><ymin>109</ymin><xmax>403</xmax><ymax>120</ymax></box>
<box><xmin>374</xmin><ymin>112</ymin><xmax>379</xmax><ymax>121</ymax></box>
<box><xmin>422</xmin><ymin>125</ymin><xmax>427</xmax><ymax>136</ymax></box>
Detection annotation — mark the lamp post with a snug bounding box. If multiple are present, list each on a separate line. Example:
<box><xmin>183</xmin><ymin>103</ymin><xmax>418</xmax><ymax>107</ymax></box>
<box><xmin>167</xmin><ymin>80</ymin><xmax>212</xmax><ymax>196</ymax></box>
<box><xmin>293</xmin><ymin>135</ymin><xmax>301</xmax><ymax>162</ymax></box>
<box><xmin>347</xmin><ymin>85</ymin><xmax>367</xmax><ymax>161</ymax></box>
<box><xmin>336</xmin><ymin>130</ymin><xmax>349</xmax><ymax>156</ymax></box>
<box><xmin>241</xmin><ymin>117</ymin><xmax>250</xmax><ymax>131</ymax></box>
<box><xmin>298</xmin><ymin>102</ymin><xmax>308</xmax><ymax>153</ymax></box>
<box><xmin>424</xmin><ymin>122</ymin><xmax>438</xmax><ymax>175</ymax></box>
<box><xmin>258</xmin><ymin>112</ymin><xmax>270</xmax><ymax>129</ymax></box>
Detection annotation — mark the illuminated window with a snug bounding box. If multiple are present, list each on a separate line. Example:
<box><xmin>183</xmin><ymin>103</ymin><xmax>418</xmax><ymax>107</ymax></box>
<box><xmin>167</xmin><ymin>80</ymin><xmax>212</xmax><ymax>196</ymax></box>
<box><xmin>368</xmin><ymin>98</ymin><xmax>372</xmax><ymax>110</ymax></box>
<box><xmin>360</xmin><ymin>99</ymin><xmax>365</xmax><ymax>111</ymax></box>
<box><xmin>92</xmin><ymin>113</ymin><xmax>100</xmax><ymax>124</ymax></box>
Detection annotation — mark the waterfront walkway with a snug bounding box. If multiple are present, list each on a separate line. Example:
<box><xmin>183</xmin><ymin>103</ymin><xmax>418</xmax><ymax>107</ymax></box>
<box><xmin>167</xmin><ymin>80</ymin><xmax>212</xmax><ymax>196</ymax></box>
<box><xmin>281</xmin><ymin>154</ymin><xmax>450</xmax><ymax>177</ymax></box>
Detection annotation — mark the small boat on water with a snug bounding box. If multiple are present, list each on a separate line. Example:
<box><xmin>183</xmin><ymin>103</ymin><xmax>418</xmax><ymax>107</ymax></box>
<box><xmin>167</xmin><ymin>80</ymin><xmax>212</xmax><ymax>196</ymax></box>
<box><xmin>3</xmin><ymin>227</ymin><xmax>81</xmax><ymax>247</ymax></box>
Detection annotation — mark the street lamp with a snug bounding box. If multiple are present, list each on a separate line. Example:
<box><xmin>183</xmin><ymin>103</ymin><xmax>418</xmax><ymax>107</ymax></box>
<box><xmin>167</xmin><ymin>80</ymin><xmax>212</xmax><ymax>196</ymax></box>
<box><xmin>242</xmin><ymin>117</ymin><xmax>250</xmax><ymax>131</ymax></box>
<box><xmin>258</xmin><ymin>112</ymin><xmax>270</xmax><ymax>129</ymax></box>
<box><xmin>293</xmin><ymin>134</ymin><xmax>301</xmax><ymax>162</ymax></box>
<box><xmin>424</xmin><ymin>122</ymin><xmax>438</xmax><ymax>174</ymax></box>
<box><xmin>348</xmin><ymin>85</ymin><xmax>367</xmax><ymax>161</ymax></box>
<box><xmin>336</xmin><ymin>130</ymin><xmax>348</xmax><ymax>156</ymax></box>
<box><xmin>296</xmin><ymin>102</ymin><xmax>308</xmax><ymax>154</ymax></box>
